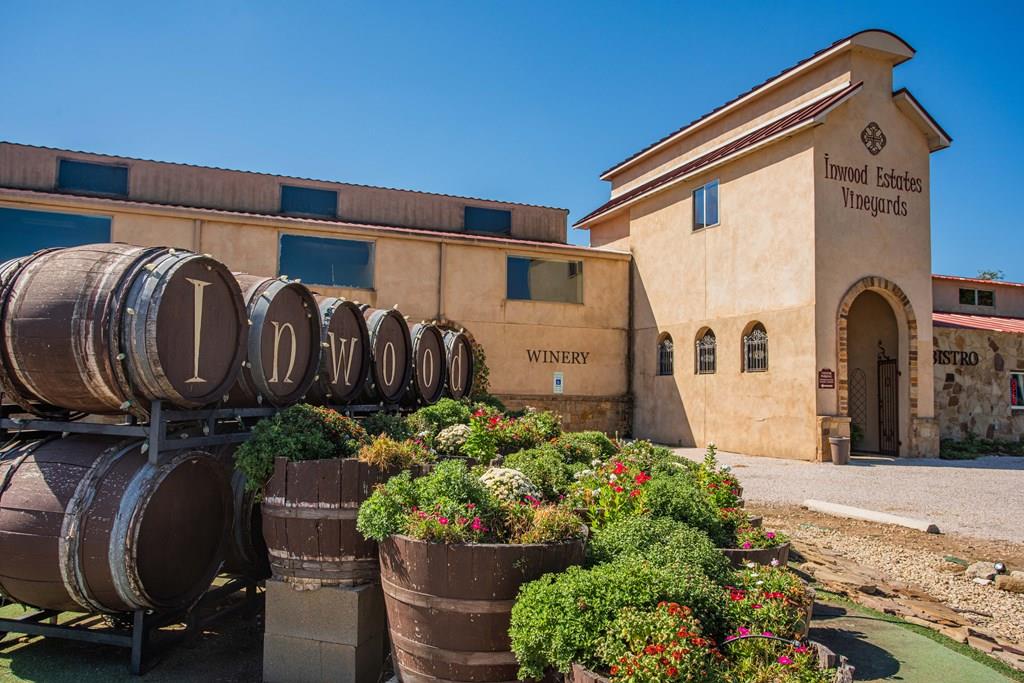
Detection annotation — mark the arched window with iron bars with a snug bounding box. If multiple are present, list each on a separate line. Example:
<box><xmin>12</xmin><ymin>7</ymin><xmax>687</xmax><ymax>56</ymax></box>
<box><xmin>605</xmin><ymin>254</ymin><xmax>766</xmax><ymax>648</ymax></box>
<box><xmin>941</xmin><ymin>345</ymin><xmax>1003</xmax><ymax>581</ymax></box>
<box><xmin>743</xmin><ymin>323</ymin><xmax>768</xmax><ymax>372</ymax></box>
<box><xmin>657</xmin><ymin>334</ymin><xmax>673</xmax><ymax>376</ymax></box>
<box><xmin>695</xmin><ymin>329</ymin><xmax>716</xmax><ymax>374</ymax></box>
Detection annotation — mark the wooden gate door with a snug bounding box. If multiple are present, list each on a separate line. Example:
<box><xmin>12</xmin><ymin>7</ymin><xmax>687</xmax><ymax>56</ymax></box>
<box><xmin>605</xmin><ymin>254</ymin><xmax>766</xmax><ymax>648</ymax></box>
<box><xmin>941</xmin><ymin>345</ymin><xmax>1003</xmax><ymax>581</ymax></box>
<box><xmin>877</xmin><ymin>358</ymin><xmax>899</xmax><ymax>456</ymax></box>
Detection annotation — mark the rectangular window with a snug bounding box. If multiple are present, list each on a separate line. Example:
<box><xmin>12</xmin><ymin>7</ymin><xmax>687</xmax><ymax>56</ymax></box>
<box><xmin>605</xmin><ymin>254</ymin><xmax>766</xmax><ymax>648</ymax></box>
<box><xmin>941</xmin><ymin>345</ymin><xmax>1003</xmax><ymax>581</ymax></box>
<box><xmin>0</xmin><ymin>207</ymin><xmax>111</xmax><ymax>262</ymax></box>
<box><xmin>278</xmin><ymin>234</ymin><xmax>373</xmax><ymax>288</ymax></box>
<box><xmin>57</xmin><ymin>159</ymin><xmax>128</xmax><ymax>196</ymax></box>
<box><xmin>693</xmin><ymin>179</ymin><xmax>719</xmax><ymax>230</ymax></box>
<box><xmin>959</xmin><ymin>288</ymin><xmax>976</xmax><ymax>305</ymax></box>
<box><xmin>977</xmin><ymin>289</ymin><xmax>995</xmax><ymax>307</ymax></box>
<box><xmin>959</xmin><ymin>288</ymin><xmax>995</xmax><ymax>307</ymax></box>
<box><xmin>280</xmin><ymin>185</ymin><xmax>338</xmax><ymax>218</ymax></box>
<box><xmin>465</xmin><ymin>206</ymin><xmax>512</xmax><ymax>235</ymax></box>
<box><xmin>506</xmin><ymin>256</ymin><xmax>583</xmax><ymax>304</ymax></box>
<box><xmin>1012</xmin><ymin>373</ymin><xmax>1024</xmax><ymax>410</ymax></box>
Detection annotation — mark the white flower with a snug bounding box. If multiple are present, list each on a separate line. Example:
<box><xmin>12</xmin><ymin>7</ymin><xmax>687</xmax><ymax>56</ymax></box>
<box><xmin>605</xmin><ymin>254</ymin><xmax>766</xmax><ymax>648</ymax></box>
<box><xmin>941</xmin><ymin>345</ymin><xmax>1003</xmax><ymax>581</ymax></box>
<box><xmin>591</xmin><ymin>489</ymin><xmax>601</xmax><ymax>497</ymax></box>
<box><xmin>608</xmin><ymin>474</ymin><xmax>617</xmax><ymax>482</ymax></box>
<box><xmin>591</xmin><ymin>459</ymin><xmax>601</xmax><ymax>467</ymax></box>
<box><xmin>746</xmin><ymin>562</ymin><xmax>756</xmax><ymax>569</ymax></box>
<box><xmin>770</xmin><ymin>558</ymin><xmax>780</xmax><ymax>567</ymax></box>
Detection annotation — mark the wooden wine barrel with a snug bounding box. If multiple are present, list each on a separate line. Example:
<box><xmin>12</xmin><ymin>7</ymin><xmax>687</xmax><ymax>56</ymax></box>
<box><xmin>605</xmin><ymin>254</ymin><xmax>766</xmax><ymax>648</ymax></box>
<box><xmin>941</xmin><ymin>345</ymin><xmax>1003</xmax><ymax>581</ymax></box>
<box><xmin>363</xmin><ymin>307</ymin><xmax>413</xmax><ymax>404</ymax></box>
<box><xmin>261</xmin><ymin>457</ymin><xmax>398</xmax><ymax>587</ymax></box>
<box><xmin>407</xmin><ymin>323</ymin><xmax>447</xmax><ymax>405</ymax></box>
<box><xmin>0</xmin><ymin>244</ymin><xmax>248</xmax><ymax>418</ymax></box>
<box><xmin>0</xmin><ymin>435</ymin><xmax>231</xmax><ymax>613</ymax></box>
<box><xmin>307</xmin><ymin>297</ymin><xmax>371</xmax><ymax>404</ymax></box>
<box><xmin>379</xmin><ymin>534</ymin><xmax>586</xmax><ymax>682</ymax></box>
<box><xmin>223</xmin><ymin>466</ymin><xmax>271</xmax><ymax>579</ymax></box>
<box><xmin>443</xmin><ymin>330</ymin><xmax>475</xmax><ymax>400</ymax></box>
<box><xmin>229</xmin><ymin>275</ymin><xmax>321</xmax><ymax>407</ymax></box>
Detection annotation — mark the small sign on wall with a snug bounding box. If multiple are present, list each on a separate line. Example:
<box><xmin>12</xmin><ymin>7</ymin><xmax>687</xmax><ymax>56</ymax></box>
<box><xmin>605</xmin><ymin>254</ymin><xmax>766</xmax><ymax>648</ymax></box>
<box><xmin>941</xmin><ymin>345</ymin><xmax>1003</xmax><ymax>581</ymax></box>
<box><xmin>553</xmin><ymin>372</ymin><xmax>564</xmax><ymax>394</ymax></box>
<box><xmin>818</xmin><ymin>368</ymin><xmax>835</xmax><ymax>389</ymax></box>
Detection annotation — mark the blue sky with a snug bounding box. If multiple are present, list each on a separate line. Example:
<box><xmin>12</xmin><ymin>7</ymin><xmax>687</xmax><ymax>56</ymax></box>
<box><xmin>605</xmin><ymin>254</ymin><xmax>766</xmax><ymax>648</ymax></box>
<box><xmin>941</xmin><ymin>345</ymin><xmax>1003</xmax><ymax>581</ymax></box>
<box><xmin>2</xmin><ymin>2</ymin><xmax>1021</xmax><ymax>279</ymax></box>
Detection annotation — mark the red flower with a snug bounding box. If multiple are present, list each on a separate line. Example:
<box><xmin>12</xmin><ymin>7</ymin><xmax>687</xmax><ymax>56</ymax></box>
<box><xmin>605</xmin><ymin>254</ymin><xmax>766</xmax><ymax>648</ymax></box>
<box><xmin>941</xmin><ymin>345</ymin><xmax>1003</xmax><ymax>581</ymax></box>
<box><xmin>634</xmin><ymin>472</ymin><xmax>651</xmax><ymax>485</ymax></box>
<box><xmin>666</xmin><ymin>666</ymin><xmax>678</xmax><ymax>677</ymax></box>
<box><xmin>613</xmin><ymin>485</ymin><xmax>624</xmax><ymax>493</ymax></box>
<box><xmin>629</xmin><ymin>489</ymin><xmax>641</xmax><ymax>497</ymax></box>
<box><xmin>613</xmin><ymin>461</ymin><xmax>627</xmax><ymax>475</ymax></box>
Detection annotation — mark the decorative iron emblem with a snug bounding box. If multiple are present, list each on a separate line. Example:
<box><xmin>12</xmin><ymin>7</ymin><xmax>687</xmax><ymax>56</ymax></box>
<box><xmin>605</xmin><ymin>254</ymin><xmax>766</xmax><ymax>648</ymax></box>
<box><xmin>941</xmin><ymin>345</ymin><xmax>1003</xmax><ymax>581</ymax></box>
<box><xmin>861</xmin><ymin>122</ymin><xmax>886</xmax><ymax>155</ymax></box>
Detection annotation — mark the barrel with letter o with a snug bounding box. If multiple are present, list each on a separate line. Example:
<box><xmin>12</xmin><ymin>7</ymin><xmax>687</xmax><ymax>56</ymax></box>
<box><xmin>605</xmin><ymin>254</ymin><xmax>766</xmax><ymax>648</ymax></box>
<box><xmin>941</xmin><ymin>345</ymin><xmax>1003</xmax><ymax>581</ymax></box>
<box><xmin>363</xmin><ymin>307</ymin><xmax>413</xmax><ymax>404</ymax></box>
<box><xmin>444</xmin><ymin>330</ymin><xmax>475</xmax><ymax>400</ymax></box>
<box><xmin>307</xmin><ymin>297</ymin><xmax>371</xmax><ymax>404</ymax></box>
<box><xmin>407</xmin><ymin>323</ymin><xmax>446</xmax><ymax>405</ymax></box>
<box><xmin>229</xmin><ymin>275</ymin><xmax>321</xmax><ymax>407</ymax></box>
<box><xmin>0</xmin><ymin>244</ymin><xmax>247</xmax><ymax>418</ymax></box>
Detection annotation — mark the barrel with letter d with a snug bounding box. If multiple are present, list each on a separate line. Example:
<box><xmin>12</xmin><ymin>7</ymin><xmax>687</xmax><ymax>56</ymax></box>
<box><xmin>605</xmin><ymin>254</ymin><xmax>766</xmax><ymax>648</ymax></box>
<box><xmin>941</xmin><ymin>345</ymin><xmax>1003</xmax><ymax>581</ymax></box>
<box><xmin>362</xmin><ymin>307</ymin><xmax>413</xmax><ymax>404</ymax></box>
<box><xmin>307</xmin><ymin>297</ymin><xmax>371</xmax><ymax>404</ymax></box>
<box><xmin>229</xmin><ymin>275</ymin><xmax>321</xmax><ymax>407</ymax></box>
<box><xmin>407</xmin><ymin>322</ymin><xmax>447</xmax><ymax>405</ymax></box>
<box><xmin>444</xmin><ymin>330</ymin><xmax>474</xmax><ymax>399</ymax></box>
<box><xmin>0</xmin><ymin>244</ymin><xmax>247</xmax><ymax>418</ymax></box>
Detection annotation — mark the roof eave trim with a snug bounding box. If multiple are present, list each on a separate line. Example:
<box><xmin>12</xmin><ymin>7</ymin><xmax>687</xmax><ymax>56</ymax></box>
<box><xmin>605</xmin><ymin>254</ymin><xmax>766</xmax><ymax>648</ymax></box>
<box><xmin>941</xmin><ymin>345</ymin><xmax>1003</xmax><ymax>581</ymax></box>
<box><xmin>892</xmin><ymin>89</ymin><xmax>952</xmax><ymax>152</ymax></box>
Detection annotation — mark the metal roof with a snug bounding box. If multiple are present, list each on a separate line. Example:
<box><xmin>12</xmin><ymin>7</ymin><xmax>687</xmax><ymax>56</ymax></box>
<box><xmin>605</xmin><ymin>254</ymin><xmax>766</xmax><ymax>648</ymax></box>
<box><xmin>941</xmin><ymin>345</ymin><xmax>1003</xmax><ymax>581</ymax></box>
<box><xmin>933</xmin><ymin>312</ymin><xmax>1024</xmax><ymax>334</ymax></box>
<box><xmin>932</xmin><ymin>274</ymin><xmax>1024</xmax><ymax>289</ymax></box>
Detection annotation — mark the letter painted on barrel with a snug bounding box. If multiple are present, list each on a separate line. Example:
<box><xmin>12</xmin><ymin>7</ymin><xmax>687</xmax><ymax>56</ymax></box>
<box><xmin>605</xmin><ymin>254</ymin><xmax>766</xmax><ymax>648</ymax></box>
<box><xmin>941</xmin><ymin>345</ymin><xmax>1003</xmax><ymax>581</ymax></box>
<box><xmin>184</xmin><ymin>277</ymin><xmax>211</xmax><ymax>383</ymax></box>
<box><xmin>327</xmin><ymin>333</ymin><xmax>358</xmax><ymax>386</ymax></box>
<box><xmin>268</xmin><ymin>321</ymin><xmax>298</xmax><ymax>383</ymax></box>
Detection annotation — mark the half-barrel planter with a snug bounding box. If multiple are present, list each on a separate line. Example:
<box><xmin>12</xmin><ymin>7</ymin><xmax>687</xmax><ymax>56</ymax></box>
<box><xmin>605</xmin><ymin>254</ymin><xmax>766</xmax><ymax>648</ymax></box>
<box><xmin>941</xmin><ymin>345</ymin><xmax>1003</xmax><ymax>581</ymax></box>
<box><xmin>379</xmin><ymin>534</ymin><xmax>586</xmax><ymax>682</ymax></box>
<box><xmin>719</xmin><ymin>542</ymin><xmax>791</xmax><ymax>568</ymax></box>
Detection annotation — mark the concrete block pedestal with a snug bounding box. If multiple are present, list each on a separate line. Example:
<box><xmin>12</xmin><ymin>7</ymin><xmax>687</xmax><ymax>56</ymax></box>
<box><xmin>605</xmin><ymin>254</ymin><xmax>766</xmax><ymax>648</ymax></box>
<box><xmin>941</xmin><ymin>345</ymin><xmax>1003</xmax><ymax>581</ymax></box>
<box><xmin>263</xmin><ymin>579</ymin><xmax>387</xmax><ymax>683</ymax></box>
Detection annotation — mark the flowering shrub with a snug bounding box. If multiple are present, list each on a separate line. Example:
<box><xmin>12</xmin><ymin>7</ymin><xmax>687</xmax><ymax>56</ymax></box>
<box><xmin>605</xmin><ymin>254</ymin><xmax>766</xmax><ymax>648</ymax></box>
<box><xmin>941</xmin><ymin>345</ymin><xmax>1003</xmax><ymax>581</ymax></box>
<box><xmin>618</xmin><ymin>440</ymin><xmax>678</xmax><ymax>471</ymax></box>
<box><xmin>725</xmin><ymin>565</ymin><xmax>813</xmax><ymax>640</ymax></box>
<box><xmin>723</xmin><ymin>639</ymin><xmax>834</xmax><ymax>683</ymax></box>
<box><xmin>479</xmin><ymin>466</ymin><xmax>541</xmax><ymax>504</ymax></box>
<box><xmin>568</xmin><ymin>458</ymin><xmax>653</xmax><ymax>529</ymax></box>
<box><xmin>596</xmin><ymin>603</ymin><xmax>726</xmax><ymax>683</ymax></box>
<box><xmin>360</xmin><ymin>411</ymin><xmax>413</xmax><ymax>441</ymax></box>
<box><xmin>516</xmin><ymin>407</ymin><xmax>563</xmax><ymax>440</ymax></box>
<box><xmin>405</xmin><ymin>502</ymin><xmax>492</xmax><ymax>543</ymax></box>
<box><xmin>434</xmin><ymin>423</ymin><xmax>471</xmax><ymax>456</ymax></box>
<box><xmin>587</xmin><ymin>516</ymin><xmax>732</xmax><ymax>584</ymax></box>
<box><xmin>509</xmin><ymin>557</ymin><xmax>729</xmax><ymax>679</ymax></box>
<box><xmin>357</xmin><ymin>435</ymin><xmax>433</xmax><ymax>470</ymax></box>
<box><xmin>504</xmin><ymin>445</ymin><xmax>580</xmax><ymax>499</ymax></box>
<box><xmin>642</xmin><ymin>468</ymin><xmax>728</xmax><ymax>546</ymax></box>
<box><xmin>735</xmin><ymin>525</ymin><xmax>789</xmax><ymax>550</ymax></box>
<box><xmin>407</xmin><ymin>398</ymin><xmax>472</xmax><ymax>437</ymax></box>
<box><xmin>553</xmin><ymin>430</ymin><xmax>618</xmax><ymax>464</ymax></box>
<box><xmin>235</xmin><ymin>404</ymin><xmax>369</xmax><ymax>493</ymax></box>
<box><xmin>696</xmin><ymin>444</ymin><xmax>743</xmax><ymax>510</ymax></box>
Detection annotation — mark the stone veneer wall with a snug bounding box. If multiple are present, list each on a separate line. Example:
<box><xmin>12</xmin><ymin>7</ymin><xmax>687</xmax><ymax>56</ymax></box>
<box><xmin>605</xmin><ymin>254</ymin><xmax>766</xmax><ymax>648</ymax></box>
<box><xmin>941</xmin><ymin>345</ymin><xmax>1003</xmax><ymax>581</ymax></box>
<box><xmin>933</xmin><ymin>327</ymin><xmax>1024</xmax><ymax>441</ymax></box>
<box><xmin>495</xmin><ymin>394</ymin><xmax>632</xmax><ymax>436</ymax></box>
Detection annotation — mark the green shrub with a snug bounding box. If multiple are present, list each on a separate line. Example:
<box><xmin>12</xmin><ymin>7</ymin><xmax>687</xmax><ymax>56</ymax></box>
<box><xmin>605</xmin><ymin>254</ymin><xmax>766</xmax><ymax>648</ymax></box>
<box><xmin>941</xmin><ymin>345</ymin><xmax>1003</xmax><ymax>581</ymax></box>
<box><xmin>360</xmin><ymin>412</ymin><xmax>413</xmax><ymax>441</ymax></box>
<box><xmin>587</xmin><ymin>516</ymin><xmax>732</xmax><ymax>584</ymax></box>
<box><xmin>554</xmin><ymin>431</ymin><xmax>618</xmax><ymax>463</ymax></box>
<box><xmin>234</xmin><ymin>405</ymin><xmax>368</xmax><ymax>493</ymax></box>
<box><xmin>407</xmin><ymin>398</ymin><xmax>472</xmax><ymax>436</ymax></box>
<box><xmin>357</xmin><ymin>435</ymin><xmax>433</xmax><ymax>470</ymax></box>
<box><xmin>940</xmin><ymin>434</ymin><xmax>1024</xmax><ymax>459</ymax></box>
<box><xmin>509</xmin><ymin>557</ymin><xmax>728</xmax><ymax>678</ymax></box>
<box><xmin>619</xmin><ymin>440</ymin><xmax>678</xmax><ymax>471</ymax></box>
<box><xmin>504</xmin><ymin>445</ymin><xmax>577</xmax><ymax>499</ymax></box>
<box><xmin>517</xmin><ymin>408</ymin><xmax>563</xmax><ymax>440</ymax></box>
<box><xmin>472</xmin><ymin>394</ymin><xmax>507</xmax><ymax>413</ymax></box>
<box><xmin>643</xmin><ymin>470</ymin><xmax>728</xmax><ymax>546</ymax></box>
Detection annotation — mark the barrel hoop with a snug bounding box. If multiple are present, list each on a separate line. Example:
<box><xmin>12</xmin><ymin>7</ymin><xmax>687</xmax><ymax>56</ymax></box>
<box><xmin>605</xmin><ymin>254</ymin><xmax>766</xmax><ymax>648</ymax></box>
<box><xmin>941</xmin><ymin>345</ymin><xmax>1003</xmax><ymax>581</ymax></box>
<box><xmin>270</xmin><ymin>557</ymin><xmax>378</xmax><ymax>581</ymax></box>
<box><xmin>59</xmin><ymin>438</ymin><xmax>142</xmax><ymax>613</ymax></box>
<box><xmin>268</xmin><ymin>549</ymin><xmax>377</xmax><ymax>564</ymax></box>
<box><xmin>261</xmin><ymin>502</ymin><xmax>358</xmax><ymax>520</ymax></box>
<box><xmin>390</xmin><ymin>629</ymin><xmax>519</xmax><ymax>668</ymax></box>
<box><xmin>380</xmin><ymin>575</ymin><xmax>516</xmax><ymax>613</ymax></box>
<box><xmin>0</xmin><ymin>249</ymin><xmax>70</xmax><ymax>418</ymax></box>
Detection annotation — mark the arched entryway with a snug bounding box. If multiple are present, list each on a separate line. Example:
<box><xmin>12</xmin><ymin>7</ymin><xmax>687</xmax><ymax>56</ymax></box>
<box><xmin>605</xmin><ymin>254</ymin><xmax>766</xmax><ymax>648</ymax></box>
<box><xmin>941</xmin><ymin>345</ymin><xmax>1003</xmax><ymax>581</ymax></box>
<box><xmin>837</xmin><ymin>277</ymin><xmax>919</xmax><ymax>457</ymax></box>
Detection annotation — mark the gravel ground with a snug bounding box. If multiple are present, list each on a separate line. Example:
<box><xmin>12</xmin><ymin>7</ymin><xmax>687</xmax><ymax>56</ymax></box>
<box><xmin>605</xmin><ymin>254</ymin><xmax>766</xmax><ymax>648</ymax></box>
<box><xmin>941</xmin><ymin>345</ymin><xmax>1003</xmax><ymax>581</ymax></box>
<box><xmin>769</xmin><ymin>515</ymin><xmax>1024</xmax><ymax>645</ymax></box>
<box><xmin>674</xmin><ymin>448</ymin><xmax>1024</xmax><ymax>543</ymax></box>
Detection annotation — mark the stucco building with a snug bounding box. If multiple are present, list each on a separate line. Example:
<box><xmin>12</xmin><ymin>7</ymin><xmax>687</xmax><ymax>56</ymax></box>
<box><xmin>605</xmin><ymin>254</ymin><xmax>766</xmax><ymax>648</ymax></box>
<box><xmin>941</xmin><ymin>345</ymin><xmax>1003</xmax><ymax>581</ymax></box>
<box><xmin>1</xmin><ymin>29</ymin><xmax>1020</xmax><ymax>459</ymax></box>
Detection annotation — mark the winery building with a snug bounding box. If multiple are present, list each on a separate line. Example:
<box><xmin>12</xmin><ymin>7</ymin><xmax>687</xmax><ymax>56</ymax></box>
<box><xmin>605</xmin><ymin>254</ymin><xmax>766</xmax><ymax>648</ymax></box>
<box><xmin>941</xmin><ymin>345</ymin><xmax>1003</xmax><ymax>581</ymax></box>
<box><xmin>1</xmin><ymin>29</ymin><xmax>1020</xmax><ymax>460</ymax></box>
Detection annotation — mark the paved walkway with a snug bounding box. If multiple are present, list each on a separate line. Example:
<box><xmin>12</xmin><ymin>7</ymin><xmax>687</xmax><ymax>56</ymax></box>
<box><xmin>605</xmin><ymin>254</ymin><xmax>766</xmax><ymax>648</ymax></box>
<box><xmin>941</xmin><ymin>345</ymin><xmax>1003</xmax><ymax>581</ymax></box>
<box><xmin>674</xmin><ymin>447</ymin><xmax>1024</xmax><ymax>543</ymax></box>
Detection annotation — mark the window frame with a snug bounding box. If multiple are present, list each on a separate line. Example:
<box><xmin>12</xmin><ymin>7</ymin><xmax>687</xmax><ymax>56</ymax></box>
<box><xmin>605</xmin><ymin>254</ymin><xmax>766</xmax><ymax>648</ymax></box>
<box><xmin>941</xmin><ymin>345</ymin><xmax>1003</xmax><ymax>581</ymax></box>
<box><xmin>959</xmin><ymin>287</ymin><xmax>996</xmax><ymax>307</ymax></box>
<box><xmin>56</xmin><ymin>158</ymin><xmax>130</xmax><ymax>197</ymax></box>
<box><xmin>742</xmin><ymin>323</ymin><xmax>768</xmax><ymax>373</ymax></box>
<box><xmin>279</xmin><ymin>184</ymin><xmax>339</xmax><ymax>218</ymax></box>
<box><xmin>656</xmin><ymin>334</ymin><xmax>674</xmax><ymax>376</ymax></box>
<box><xmin>1012</xmin><ymin>372</ymin><xmax>1024</xmax><ymax>411</ymax></box>
<box><xmin>695</xmin><ymin>329</ymin><xmax>717</xmax><ymax>375</ymax></box>
<box><xmin>692</xmin><ymin>179</ymin><xmax>720</xmax><ymax>231</ymax></box>
<box><xmin>505</xmin><ymin>254</ymin><xmax>584</xmax><ymax>305</ymax></box>
<box><xmin>277</xmin><ymin>232</ymin><xmax>375</xmax><ymax>289</ymax></box>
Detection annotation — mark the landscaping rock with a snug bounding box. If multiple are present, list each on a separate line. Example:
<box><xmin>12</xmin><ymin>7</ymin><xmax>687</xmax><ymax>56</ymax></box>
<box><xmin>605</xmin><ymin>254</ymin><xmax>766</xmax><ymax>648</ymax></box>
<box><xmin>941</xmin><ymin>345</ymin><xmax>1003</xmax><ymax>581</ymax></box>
<box><xmin>965</xmin><ymin>561</ymin><xmax>998</xmax><ymax>581</ymax></box>
<box><xmin>995</xmin><ymin>575</ymin><xmax>1024</xmax><ymax>594</ymax></box>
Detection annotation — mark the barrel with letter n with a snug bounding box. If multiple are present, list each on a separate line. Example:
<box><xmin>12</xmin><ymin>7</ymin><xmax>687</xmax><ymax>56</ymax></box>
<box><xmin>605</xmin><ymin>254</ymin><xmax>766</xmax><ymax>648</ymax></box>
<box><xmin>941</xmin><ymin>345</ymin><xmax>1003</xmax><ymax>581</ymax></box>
<box><xmin>229</xmin><ymin>275</ymin><xmax>321</xmax><ymax>407</ymax></box>
<box><xmin>443</xmin><ymin>330</ymin><xmax>475</xmax><ymax>399</ymax></box>
<box><xmin>0</xmin><ymin>244</ymin><xmax>247</xmax><ymax>418</ymax></box>
<box><xmin>0</xmin><ymin>435</ymin><xmax>231</xmax><ymax>614</ymax></box>
<box><xmin>406</xmin><ymin>322</ymin><xmax>447</xmax><ymax>406</ymax></box>
<box><xmin>362</xmin><ymin>307</ymin><xmax>414</xmax><ymax>404</ymax></box>
<box><xmin>307</xmin><ymin>297</ymin><xmax>371</xmax><ymax>405</ymax></box>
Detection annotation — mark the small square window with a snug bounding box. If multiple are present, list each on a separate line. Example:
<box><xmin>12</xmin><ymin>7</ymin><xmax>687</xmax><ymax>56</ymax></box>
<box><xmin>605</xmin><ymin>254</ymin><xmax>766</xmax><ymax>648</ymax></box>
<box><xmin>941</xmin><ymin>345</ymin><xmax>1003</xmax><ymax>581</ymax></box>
<box><xmin>693</xmin><ymin>180</ymin><xmax>719</xmax><ymax>230</ymax></box>
<box><xmin>977</xmin><ymin>290</ymin><xmax>995</xmax><ymax>307</ymax></box>
<box><xmin>58</xmin><ymin>159</ymin><xmax>128</xmax><ymax>196</ymax></box>
<box><xmin>280</xmin><ymin>185</ymin><xmax>338</xmax><ymax>217</ymax></box>
<box><xmin>959</xmin><ymin>288</ymin><xmax>977</xmax><ymax>305</ymax></box>
<box><xmin>465</xmin><ymin>206</ymin><xmax>512</xmax><ymax>235</ymax></box>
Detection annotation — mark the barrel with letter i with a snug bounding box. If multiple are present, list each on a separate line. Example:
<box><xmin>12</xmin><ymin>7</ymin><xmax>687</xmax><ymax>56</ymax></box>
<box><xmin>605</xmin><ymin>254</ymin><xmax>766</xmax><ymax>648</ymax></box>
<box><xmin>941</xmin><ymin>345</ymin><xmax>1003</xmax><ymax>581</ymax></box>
<box><xmin>443</xmin><ymin>330</ymin><xmax>474</xmax><ymax>399</ymax></box>
<box><xmin>228</xmin><ymin>275</ymin><xmax>321</xmax><ymax>407</ymax></box>
<box><xmin>407</xmin><ymin>322</ymin><xmax>447</xmax><ymax>405</ymax></box>
<box><xmin>0</xmin><ymin>244</ymin><xmax>247</xmax><ymax>418</ymax></box>
<box><xmin>307</xmin><ymin>297</ymin><xmax>371</xmax><ymax>404</ymax></box>
<box><xmin>362</xmin><ymin>307</ymin><xmax>413</xmax><ymax>404</ymax></box>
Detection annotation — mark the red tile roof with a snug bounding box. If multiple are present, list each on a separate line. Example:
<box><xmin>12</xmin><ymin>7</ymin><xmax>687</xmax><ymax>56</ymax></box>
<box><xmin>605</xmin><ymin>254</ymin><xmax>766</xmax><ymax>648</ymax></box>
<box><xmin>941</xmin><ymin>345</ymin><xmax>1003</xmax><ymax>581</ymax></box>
<box><xmin>575</xmin><ymin>82</ymin><xmax>863</xmax><ymax>227</ymax></box>
<box><xmin>933</xmin><ymin>274</ymin><xmax>1024</xmax><ymax>289</ymax></box>
<box><xmin>933</xmin><ymin>312</ymin><xmax>1024</xmax><ymax>334</ymax></box>
<box><xmin>599</xmin><ymin>29</ymin><xmax>914</xmax><ymax>179</ymax></box>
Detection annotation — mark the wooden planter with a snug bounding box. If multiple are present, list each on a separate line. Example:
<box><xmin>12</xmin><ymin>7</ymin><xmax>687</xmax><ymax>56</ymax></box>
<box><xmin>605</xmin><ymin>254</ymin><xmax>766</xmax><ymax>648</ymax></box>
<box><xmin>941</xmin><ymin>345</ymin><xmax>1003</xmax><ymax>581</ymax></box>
<box><xmin>719</xmin><ymin>542</ymin><xmax>791</xmax><ymax>568</ymax></box>
<box><xmin>261</xmin><ymin>457</ymin><xmax>399</xmax><ymax>588</ymax></box>
<box><xmin>379</xmin><ymin>534</ymin><xmax>586</xmax><ymax>682</ymax></box>
<box><xmin>746</xmin><ymin>514</ymin><xmax>763</xmax><ymax>528</ymax></box>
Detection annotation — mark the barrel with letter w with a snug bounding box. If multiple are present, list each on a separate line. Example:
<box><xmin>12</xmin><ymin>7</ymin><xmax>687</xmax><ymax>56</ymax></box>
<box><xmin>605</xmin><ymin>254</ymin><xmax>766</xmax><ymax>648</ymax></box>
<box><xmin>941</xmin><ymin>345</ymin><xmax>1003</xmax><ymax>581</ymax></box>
<box><xmin>362</xmin><ymin>307</ymin><xmax>413</xmax><ymax>404</ymax></box>
<box><xmin>443</xmin><ymin>330</ymin><xmax>475</xmax><ymax>399</ymax></box>
<box><xmin>229</xmin><ymin>275</ymin><xmax>321</xmax><ymax>407</ymax></box>
<box><xmin>0</xmin><ymin>244</ymin><xmax>247</xmax><ymax>418</ymax></box>
<box><xmin>307</xmin><ymin>297</ymin><xmax>371</xmax><ymax>404</ymax></box>
<box><xmin>407</xmin><ymin>323</ymin><xmax>447</xmax><ymax>405</ymax></box>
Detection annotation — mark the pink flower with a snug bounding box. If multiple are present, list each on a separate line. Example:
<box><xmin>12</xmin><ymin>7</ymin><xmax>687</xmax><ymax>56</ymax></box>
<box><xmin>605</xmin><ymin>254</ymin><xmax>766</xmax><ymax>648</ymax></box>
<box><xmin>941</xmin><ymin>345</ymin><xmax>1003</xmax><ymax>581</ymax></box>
<box><xmin>737</xmin><ymin>627</ymin><xmax>750</xmax><ymax>636</ymax></box>
<box><xmin>794</xmin><ymin>645</ymin><xmax>809</xmax><ymax>653</ymax></box>
<box><xmin>762</xmin><ymin>631</ymin><xmax>774</xmax><ymax>637</ymax></box>
<box><xmin>752</xmin><ymin>604</ymin><xmax>762</xmax><ymax>610</ymax></box>
<box><xmin>777</xmin><ymin>656</ymin><xmax>793</xmax><ymax>665</ymax></box>
<box><xmin>471</xmin><ymin>517</ymin><xmax>485</xmax><ymax>531</ymax></box>
<box><xmin>438</xmin><ymin>517</ymin><xmax>449</xmax><ymax>525</ymax></box>
<box><xmin>742</xmin><ymin>542</ymin><xmax>752</xmax><ymax>549</ymax></box>
<box><xmin>765</xmin><ymin>531</ymin><xmax>776</xmax><ymax>539</ymax></box>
